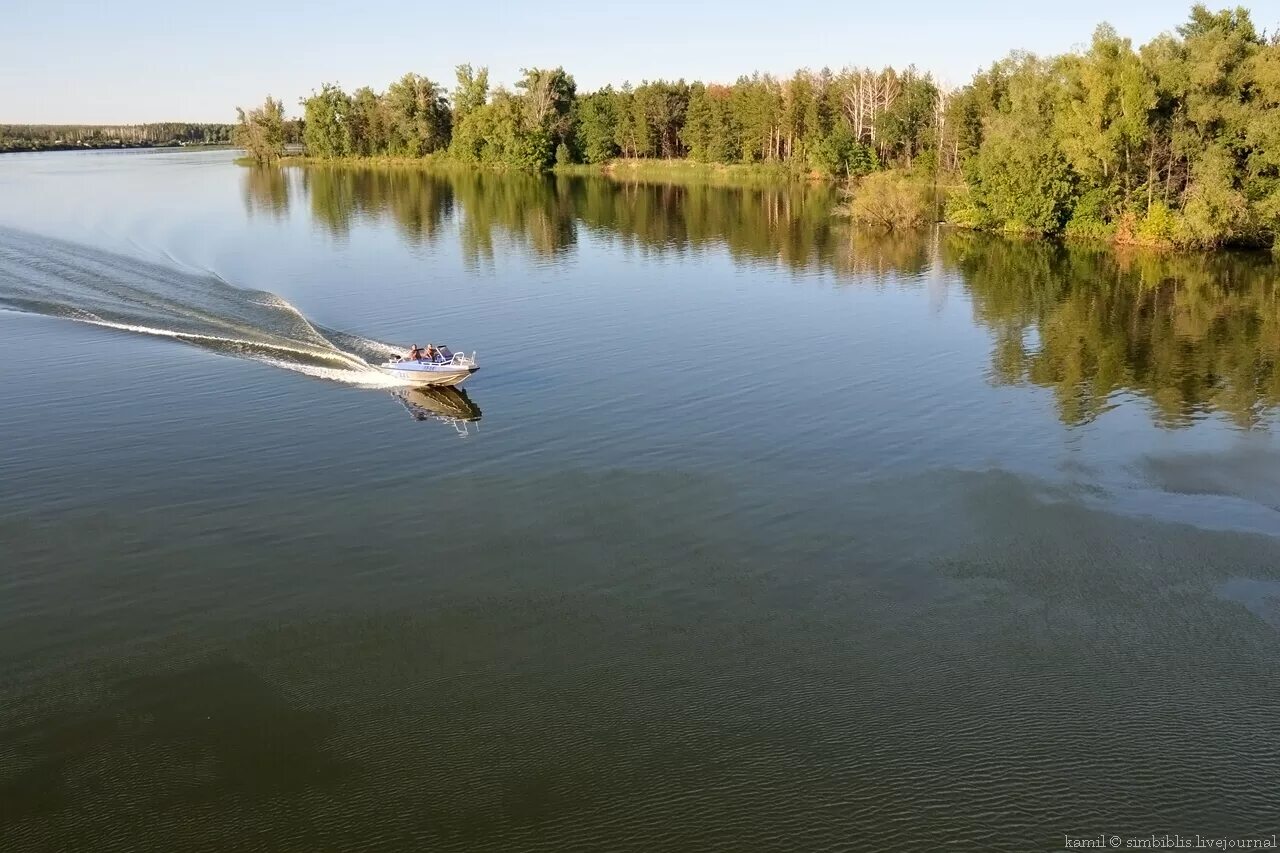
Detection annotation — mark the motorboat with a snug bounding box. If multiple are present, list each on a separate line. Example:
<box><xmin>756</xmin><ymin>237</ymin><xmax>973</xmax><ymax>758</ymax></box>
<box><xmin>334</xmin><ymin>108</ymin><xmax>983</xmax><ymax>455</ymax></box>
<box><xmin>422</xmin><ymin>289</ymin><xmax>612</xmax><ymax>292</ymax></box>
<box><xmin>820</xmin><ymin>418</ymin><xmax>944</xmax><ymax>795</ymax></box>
<box><xmin>380</xmin><ymin>345</ymin><xmax>478</xmax><ymax>387</ymax></box>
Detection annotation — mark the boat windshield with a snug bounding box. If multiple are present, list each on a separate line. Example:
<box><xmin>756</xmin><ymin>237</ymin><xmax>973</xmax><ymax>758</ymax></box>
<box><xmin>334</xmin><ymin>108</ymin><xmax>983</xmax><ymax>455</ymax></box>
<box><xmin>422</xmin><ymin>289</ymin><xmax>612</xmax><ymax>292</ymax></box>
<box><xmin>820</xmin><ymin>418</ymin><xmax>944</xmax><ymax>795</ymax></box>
<box><xmin>436</xmin><ymin>346</ymin><xmax>453</xmax><ymax>361</ymax></box>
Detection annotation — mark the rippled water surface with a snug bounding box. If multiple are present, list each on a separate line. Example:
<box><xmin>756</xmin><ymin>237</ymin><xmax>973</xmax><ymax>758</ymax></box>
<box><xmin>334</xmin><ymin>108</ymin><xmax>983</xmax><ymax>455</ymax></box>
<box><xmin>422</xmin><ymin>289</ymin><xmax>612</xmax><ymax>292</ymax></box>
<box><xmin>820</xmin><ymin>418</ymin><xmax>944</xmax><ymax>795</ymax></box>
<box><xmin>2</xmin><ymin>150</ymin><xmax>1279</xmax><ymax>852</ymax></box>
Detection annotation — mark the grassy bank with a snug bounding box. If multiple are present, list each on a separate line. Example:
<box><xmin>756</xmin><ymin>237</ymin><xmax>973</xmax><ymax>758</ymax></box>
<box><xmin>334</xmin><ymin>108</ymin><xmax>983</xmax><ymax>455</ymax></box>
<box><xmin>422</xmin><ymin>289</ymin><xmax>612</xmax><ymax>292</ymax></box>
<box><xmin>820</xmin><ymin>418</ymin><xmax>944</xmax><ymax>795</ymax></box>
<box><xmin>246</xmin><ymin>153</ymin><xmax>823</xmax><ymax>188</ymax></box>
<box><xmin>557</xmin><ymin>158</ymin><xmax>824</xmax><ymax>187</ymax></box>
<box><xmin>267</xmin><ymin>152</ymin><xmax>459</xmax><ymax>170</ymax></box>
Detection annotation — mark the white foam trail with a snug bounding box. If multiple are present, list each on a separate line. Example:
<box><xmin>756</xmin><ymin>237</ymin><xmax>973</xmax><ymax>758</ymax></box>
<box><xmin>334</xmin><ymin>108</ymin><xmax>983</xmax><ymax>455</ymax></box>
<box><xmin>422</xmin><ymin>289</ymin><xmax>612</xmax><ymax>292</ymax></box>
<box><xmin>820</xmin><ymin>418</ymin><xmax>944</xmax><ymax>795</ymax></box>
<box><xmin>68</xmin><ymin>315</ymin><xmax>410</xmax><ymax>387</ymax></box>
<box><xmin>68</xmin><ymin>315</ymin><xmax>352</xmax><ymax>363</ymax></box>
<box><xmin>349</xmin><ymin>337</ymin><xmax>403</xmax><ymax>357</ymax></box>
<box><xmin>0</xmin><ymin>225</ymin><xmax>417</xmax><ymax>389</ymax></box>
<box><xmin>258</xmin><ymin>358</ymin><xmax>416</xmax><ymax>388</ymax></box>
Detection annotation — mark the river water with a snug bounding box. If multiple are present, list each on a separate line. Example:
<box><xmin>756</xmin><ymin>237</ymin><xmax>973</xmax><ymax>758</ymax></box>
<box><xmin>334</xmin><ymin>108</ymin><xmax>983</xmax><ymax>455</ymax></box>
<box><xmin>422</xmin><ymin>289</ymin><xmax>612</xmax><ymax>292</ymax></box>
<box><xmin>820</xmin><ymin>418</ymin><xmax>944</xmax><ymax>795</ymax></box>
<box><xmin>1</xmin><ymin>149</ymin><xmax>1278</xmax><ymax>852</ymax></box>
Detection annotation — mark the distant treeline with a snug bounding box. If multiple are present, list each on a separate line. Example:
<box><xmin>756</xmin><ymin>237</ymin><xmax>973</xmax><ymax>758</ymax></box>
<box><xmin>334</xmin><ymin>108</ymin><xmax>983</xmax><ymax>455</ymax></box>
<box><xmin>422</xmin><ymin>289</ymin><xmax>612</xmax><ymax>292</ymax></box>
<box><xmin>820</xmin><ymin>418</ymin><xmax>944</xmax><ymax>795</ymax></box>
<box><xmin>0</xmin><ymin>123</ymin><xmax>237</xmax><ymax>153</ymax></box>
<box><xmin>235</xmin><ymin>3</ymin><xmax>1280</xmax><ymax>249</ymax></box>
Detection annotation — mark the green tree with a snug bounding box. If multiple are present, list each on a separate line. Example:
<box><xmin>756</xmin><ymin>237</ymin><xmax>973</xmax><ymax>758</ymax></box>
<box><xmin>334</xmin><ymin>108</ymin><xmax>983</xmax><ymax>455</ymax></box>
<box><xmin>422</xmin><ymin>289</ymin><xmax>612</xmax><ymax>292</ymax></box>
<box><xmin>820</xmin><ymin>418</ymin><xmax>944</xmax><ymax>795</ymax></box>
<box><xmin>233</xmin><ymin>96</ymin><xmax>285</xmax><ymax>164</ymax></box>
<box><xmin>1245</xmin><ymin>37</ymin><xmax>1280</xmax><ymax>243</ymax></box>
<box><xmin>301</xmin><ymin>83</ymin><xmax>353</xmax><ymax>159</ymax></box>
<box><xmin>348</xmin><ymin>86</ymin><xmax>387</xmax><ymax>156</ymax></box>
<box><xmin>453</xmin><ymin>65</ymin><xmax>489</xmax><ymax>127</ymax></box>
<box><xmin>517</xmin><ymin>67</ymin><xmax>576</xmax><ymax>150</ymax></box>
<box><xmin>1055</xmin><ymin>25</ymin><xmax>1155</xmax><ymax>209</ymax></box>
<box><xmin>613</xmin><ymin>84</ymin><xmax>652</xmax><ymax>158</ymax></box>
<box><xmin>680</xmin><ymin>84</ymin><xmax>712</xmax><ymax>161</ymax></box>
<box><xmin>811</xmin><ymin>125</ymin><xmax>876</xmax><ymax>177</ymax></box>
<box><xmin>731</xmin><ymin>74</ymin><xmax>782</xmax><ymax>161</ymax></box>
<box><xmin>576</xmin><ymin>89</ymin><xmax>619</xmax><ymax>164</ymax></box>
<box><xmin>634</xmin><ymin>80</ymin><xmax>689</xmax><ymax>158</ymax></box>
<box><xmin>385</xmin><ymin>73</ymin><xmax>452</xmax><ymax>156</ymax></box>
<box><xmin>451</xmin><ymin>90</ymin><xmax>551</xmax><ymax>170</ymax></box>
<box><xmin>876</xmin><ymin>68</ymin><xmax>938</xmax><ymax>169</ymax></box>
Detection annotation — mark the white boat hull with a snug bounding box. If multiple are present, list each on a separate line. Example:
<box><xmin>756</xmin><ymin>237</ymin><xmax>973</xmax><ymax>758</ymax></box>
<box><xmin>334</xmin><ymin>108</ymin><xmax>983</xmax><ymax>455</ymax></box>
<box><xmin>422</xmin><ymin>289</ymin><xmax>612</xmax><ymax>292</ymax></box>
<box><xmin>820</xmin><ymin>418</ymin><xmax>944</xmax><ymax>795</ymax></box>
<box><xmin>381</xmin><ymin>365</ymin><xmax>477</xmax><ymax>387</ymax></box>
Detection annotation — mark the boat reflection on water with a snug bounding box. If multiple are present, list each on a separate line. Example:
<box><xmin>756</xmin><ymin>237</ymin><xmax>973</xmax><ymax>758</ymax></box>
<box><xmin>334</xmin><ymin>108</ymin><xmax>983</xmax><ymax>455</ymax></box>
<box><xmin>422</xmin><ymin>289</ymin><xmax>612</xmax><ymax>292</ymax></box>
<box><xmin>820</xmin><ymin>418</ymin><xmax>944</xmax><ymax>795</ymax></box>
<box><xmin>392</xmin><ymin>386</ymin><xmax>483</xmax><ymax>435</ymax></box>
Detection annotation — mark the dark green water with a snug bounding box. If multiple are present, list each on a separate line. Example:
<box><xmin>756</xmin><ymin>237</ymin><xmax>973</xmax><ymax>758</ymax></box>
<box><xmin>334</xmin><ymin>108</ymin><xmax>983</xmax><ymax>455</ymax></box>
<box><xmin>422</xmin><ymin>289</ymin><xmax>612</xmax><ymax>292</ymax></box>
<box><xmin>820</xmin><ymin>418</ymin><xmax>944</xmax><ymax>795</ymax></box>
<box><xmin>2</xmin><ymin>150</ymin><xmax>1279</xmax><ymax>852</ymax></box>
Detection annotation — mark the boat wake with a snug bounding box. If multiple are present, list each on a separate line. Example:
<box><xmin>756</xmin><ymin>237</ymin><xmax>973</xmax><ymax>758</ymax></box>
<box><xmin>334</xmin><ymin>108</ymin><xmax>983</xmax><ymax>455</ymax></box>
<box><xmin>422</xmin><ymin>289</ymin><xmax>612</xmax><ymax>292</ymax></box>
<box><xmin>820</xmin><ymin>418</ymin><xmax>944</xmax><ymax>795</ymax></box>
<box><xmin>0</xmin><ymin>225</ymin><xmax>407</xmax><ymax>387</ymax></box>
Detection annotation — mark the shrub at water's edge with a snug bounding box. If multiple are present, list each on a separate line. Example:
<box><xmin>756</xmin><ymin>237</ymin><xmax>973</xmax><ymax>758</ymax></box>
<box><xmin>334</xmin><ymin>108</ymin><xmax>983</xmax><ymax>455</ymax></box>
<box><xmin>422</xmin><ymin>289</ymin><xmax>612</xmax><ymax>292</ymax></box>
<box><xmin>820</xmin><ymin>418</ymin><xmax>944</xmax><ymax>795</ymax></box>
<box><xmin>841</xmin><ymin>172</ymin><xmax>933</xmax><ymax>229</ymax></box>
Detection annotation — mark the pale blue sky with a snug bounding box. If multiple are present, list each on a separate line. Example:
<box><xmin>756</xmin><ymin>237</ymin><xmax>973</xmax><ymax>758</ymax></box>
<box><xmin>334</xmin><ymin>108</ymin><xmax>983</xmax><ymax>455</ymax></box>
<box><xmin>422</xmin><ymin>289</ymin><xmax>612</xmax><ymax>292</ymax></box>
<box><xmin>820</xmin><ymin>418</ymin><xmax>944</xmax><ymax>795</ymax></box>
<box><xmin>4</xmin><ymin>0</ymin><xmax>1278</xmax><ymax>123</ymax></box>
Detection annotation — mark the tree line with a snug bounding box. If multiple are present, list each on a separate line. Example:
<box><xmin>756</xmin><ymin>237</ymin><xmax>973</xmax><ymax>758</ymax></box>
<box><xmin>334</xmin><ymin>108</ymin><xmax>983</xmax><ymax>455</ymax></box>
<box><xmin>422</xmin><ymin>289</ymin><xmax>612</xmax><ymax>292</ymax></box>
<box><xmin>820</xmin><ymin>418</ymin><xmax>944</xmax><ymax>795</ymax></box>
<box><xmin>237</xmin><ymin>65</ymin><xmax>915</xmax><ymax>177</ymax></box>
<box><xmin>946</xmin><ymin>6</ymin><xmax>1279</xmax><ymax>248</ymax></box>
<box><xmin>234</xmin><ymin>4</ymin><xmax>1280</xmax><ymax>249</ymax></box>
<box><xmin>1</xmin><ymin>123</ymin><xmax>234</xmax><ymax>153</ymax></box>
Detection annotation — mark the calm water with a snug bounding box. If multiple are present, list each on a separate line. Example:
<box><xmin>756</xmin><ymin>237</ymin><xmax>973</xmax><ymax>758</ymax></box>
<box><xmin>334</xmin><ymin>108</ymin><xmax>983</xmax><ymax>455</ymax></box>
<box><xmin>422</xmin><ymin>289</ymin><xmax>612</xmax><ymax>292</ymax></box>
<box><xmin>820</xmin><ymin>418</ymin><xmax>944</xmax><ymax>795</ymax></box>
<box><xmin>2</xmin><ymin>150</ymin><xmax>1279</xmax><ymax>852</ymax></box>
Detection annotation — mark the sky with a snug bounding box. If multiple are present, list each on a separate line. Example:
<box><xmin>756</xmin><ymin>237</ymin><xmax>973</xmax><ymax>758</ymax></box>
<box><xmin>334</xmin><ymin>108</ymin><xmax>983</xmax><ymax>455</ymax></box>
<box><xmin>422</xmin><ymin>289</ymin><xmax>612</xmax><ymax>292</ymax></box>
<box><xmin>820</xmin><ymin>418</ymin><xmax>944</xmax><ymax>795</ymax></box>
<box><xmin>4</xmin><ymin>0</ymin><xmax>1279</xmax><ymax>124</ymax></box>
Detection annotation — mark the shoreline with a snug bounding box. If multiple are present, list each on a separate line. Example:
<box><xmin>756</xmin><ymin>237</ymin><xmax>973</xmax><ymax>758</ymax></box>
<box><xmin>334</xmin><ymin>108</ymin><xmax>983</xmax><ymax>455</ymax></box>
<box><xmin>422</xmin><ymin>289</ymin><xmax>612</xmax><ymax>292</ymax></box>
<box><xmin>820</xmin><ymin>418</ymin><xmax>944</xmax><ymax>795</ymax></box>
<box><xmin>258</xmin><ymin>154</ymin><xmax>826</xmax><ymax>188</ymax></box>
<box><xmin>242</xmin><ymin>153</ymin><xmax>1274</xmax><ymax>255</ymax></box>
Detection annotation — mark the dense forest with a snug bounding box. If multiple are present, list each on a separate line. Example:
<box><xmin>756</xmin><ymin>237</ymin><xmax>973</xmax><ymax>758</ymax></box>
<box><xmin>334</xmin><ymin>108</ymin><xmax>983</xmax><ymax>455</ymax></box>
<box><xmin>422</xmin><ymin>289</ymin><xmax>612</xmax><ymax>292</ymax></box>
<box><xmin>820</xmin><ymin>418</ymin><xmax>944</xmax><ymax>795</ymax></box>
<box><xmin>235</xmin><ymin>4</ymin><xmax>1279</xmax><ymax>249</ymax></box>
<box><xmin>0</xmin><ymin>123</ymin><xmax>235</xmax><ymax>153</ymax></box>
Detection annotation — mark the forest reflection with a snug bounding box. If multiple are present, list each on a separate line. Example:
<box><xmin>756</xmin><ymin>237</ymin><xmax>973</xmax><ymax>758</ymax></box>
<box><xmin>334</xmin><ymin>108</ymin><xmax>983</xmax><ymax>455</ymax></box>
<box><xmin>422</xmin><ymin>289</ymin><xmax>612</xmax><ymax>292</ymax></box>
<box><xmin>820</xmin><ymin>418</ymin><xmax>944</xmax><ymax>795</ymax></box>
<box><xmin>244</xmin><ymin>165</ymin><xmax>1280</xmax><ymax>429</ymax></box>
<box><xmin>241</xmin><ymin>166</ymin><xmax>290</xmax><ymax>218</ymax></box>
<box><xmin>949</xmin><ymin>235</ymin><xmax>1280</xmax><ymax>430</ymax></box>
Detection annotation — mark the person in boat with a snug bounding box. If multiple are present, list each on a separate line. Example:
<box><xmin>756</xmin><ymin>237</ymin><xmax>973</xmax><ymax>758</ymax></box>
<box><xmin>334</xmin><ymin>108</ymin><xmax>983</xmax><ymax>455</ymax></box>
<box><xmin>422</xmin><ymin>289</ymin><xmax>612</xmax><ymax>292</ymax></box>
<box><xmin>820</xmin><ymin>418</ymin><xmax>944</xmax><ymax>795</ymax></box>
<box><xmin>405</xmin><ymin>344</ymin><xmax>424</xmax><ymax>361</ymax></box>
<box><xmin>424</xmin><ymin>344</ymin><xmax>438</xmax><ymax>361</ymax></box>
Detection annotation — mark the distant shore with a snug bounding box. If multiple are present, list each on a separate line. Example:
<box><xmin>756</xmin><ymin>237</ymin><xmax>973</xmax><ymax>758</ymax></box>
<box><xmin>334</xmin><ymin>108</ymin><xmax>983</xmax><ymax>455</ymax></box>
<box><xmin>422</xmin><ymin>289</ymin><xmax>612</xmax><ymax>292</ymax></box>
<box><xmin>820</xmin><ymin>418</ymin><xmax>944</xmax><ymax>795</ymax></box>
<box><xmin>1</xmin><ymin>122</ymin><xmax>237</xmax><ymax>154</ymax></box>
<box><xmin>0</xmin><ymin>141</ymin><xmax>235</xmax><ymax>155</ymax></box>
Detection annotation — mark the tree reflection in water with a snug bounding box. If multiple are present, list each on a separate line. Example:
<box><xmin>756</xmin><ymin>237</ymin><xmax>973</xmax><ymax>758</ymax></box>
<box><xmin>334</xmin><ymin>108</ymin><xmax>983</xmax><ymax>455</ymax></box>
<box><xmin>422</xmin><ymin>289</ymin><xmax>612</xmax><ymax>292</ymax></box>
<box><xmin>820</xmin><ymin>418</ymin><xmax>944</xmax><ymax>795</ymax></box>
<box><xmin>241</xmin><ymin>166</ymin><xmax>291</xmax><ymax>219</ymax></box>
<box><xmin>249</xmin><ymin>164</ymin><xmax>1280</xmax><ymax>429</ymax></box>
<box><xmin>948</xmin><ymin>233</ymin><xmax>1280</xmax><ymax>429</ymax></box>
